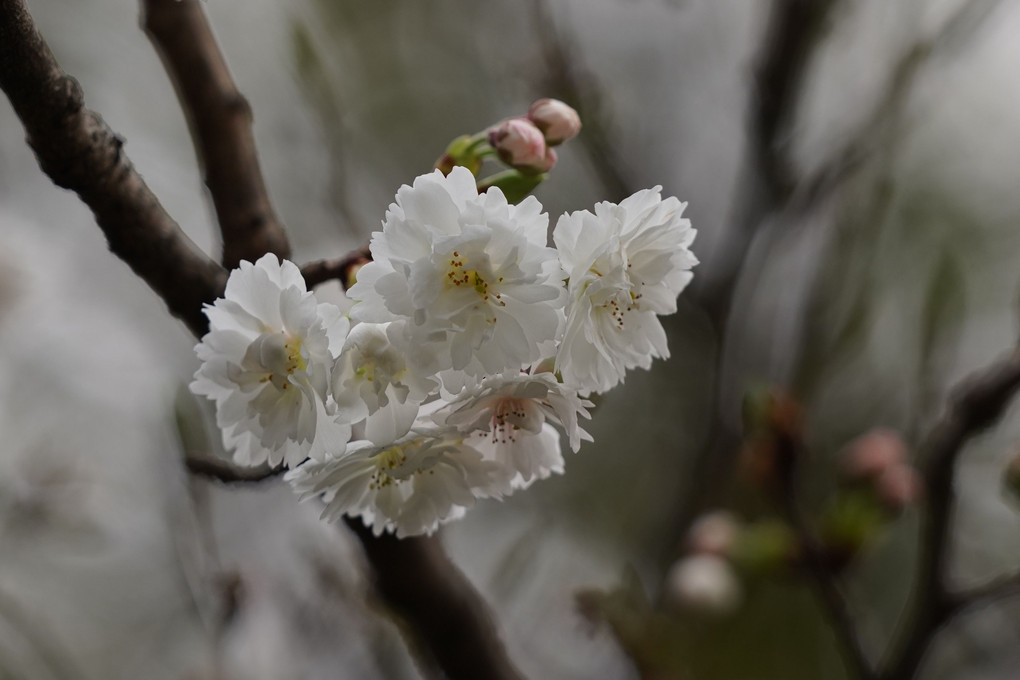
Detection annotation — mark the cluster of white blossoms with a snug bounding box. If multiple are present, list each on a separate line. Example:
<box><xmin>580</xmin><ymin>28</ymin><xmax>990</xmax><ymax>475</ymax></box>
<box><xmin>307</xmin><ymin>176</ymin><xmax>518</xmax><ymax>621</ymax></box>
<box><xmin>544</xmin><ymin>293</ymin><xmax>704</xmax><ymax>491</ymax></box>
<box><xmin>192</xmin><ymin>166</ymin><xmax>696</xmax><ymax>537</ymax></box>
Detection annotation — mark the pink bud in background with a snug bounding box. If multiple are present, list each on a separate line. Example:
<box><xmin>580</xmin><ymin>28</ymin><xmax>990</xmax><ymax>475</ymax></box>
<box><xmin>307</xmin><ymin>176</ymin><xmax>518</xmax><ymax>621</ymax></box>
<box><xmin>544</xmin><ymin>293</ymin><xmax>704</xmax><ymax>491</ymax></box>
<box><xmin>528</xmin><ymin>98</ymin><xmax>582</xmax><ymax>145</ymax></box>
<box><xmin>839</xmin><ymin>429</ymin><xmax>908</xmax><ymax>482</ymax></box>
<box><xmin>875</xmin><ymin>464</ymin><xmax>923</xmax><ymax>513</ymax></box>
<box><xmin>686</xmin><ymin>510</ymin><xmax>740</xmax><ymax>557</ymax></box>
<box><xmin>488</xmin><ymin>118</ymin><xmax>547</xmax><ymax>169</ymax></box>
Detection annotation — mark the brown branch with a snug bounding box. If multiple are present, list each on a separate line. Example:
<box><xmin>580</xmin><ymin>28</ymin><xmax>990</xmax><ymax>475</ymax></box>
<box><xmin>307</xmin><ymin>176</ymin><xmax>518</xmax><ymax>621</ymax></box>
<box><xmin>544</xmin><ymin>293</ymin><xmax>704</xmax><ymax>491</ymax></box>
<box><xmin>185</xmin><ymin>455</ymin><xmax>285</xmax><ymax>485</ymax></box>
<box><xmin>770</xmin><ymin>417</ymin><xmax>877</xmax><ymax>680</ymax></box>
<box><xmin>783</xmin><ymin>501</ymin><xmax>877</xmax><ymax>680</ymax></box>
<box><xmin>344</xmin><ymin>517</ymin><xmax>526</xmax><ymax>680</ymax></box>
<box><xmin>141</xmin><ymin>0</ymin><xmax>290</xmax><ymax>269</ymax></box>
<box><xmin>0</xmin><ymin>0</ymin><xmax>227</xmax><ymax>337</ymax></box>
<box><xmin>949</xmin><ymin>569</ymin><xmax>1020</xmax><ymax>615</ymax></box>
<box><xmin>301</xmin><ymin>246</ymin><xmax>372</xmax><ymax>289</ymax></box>
<box><xmin>2</xmin><ymin>4</ymin><xmax>528</xmax><ymax>679</ymax></box>
<box><xmin>879</xmin><ymin>347</ymin><xmax>1020</xmax><ymax>679</ymax></box>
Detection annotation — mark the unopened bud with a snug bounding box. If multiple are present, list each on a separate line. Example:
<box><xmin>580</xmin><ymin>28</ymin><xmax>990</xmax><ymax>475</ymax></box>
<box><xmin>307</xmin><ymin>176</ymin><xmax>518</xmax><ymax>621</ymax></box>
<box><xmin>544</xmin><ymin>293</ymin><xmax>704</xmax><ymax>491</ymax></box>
<box><xmin>728</xmin><ymin>519</ymin><xmax>797</xmax><ymax>575</ymax></box>
<box><xmin>527</xmin><ymin>98</ymin><xmax>582</xmax><ymax>146</ymax></box>
<box><xmin>739</xmin><ymin>389</ymin><xmax>803</xmax><ymax>489</ymax></box>
<box><xmin>488</xmin><ymin>118</ymin><xmax>548</xmax><ymax>170</ymax></box>
<box><xmin>875</xmin><ymin>464</ymin><xmax>923</xmax><ymax>514</ymax></box>
<box><xmin>840</xmin><ymin>429</ymin><xmax>908</xmax><ymax>482</ymax></box>
<box><xmin>686</xmin><ymin>510</ymin><xmax>740</xmax><ymax>557</ymax></box>
<box><xmin>665</xmin><ymin>555</ymin><xmax>742</xmax><ymax>615</ymax></box>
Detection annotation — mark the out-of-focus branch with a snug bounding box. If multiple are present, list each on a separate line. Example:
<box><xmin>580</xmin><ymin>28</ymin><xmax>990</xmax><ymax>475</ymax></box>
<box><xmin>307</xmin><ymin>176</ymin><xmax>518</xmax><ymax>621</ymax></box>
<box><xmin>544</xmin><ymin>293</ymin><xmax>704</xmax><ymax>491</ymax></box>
<box><xmin>879</xmin><ymin>347</ymin><xmax>1020</xmax><ymax>680</ymax></box>
<box><xmin>0</xmin><ymin>0</ymin><xmax>227</xmax><ymax>337</ymax></box>
<box><xmin>781</xmin><ymin>497</ymin><xmax>877</xmax><ymax>680</ymax></box>
<box><xmin>301</xmin><ymin>246</ymin><xmax>372</xmax><ymax>289</ymax></box>
<box><xmin>765</xmin><ymin>404</ymin><xmax>878</xmax><ymax>680</ymax></box>
<box><xmin>344</xmin><ymin>518</ymin><xmax>526</xmax><ymax>680</ymax></box>
<box><xmin>949</xmin><ymin>569</ymin><xmax>1020</xmax><ymax>617</ymax></box>
<box><xmin>185</xmin><ymin>455</ymin><xmax>285</xmax><ymax>485</ymax></box>
<box><xmin>662</xmin><ymin>0</ymin><xmax>840</xmax><ymax>569</ymax></box>
<box><xmin>141</xmin><ymin>0</ymin><xmax>290</xmax><ymax>269</ymax></box>
<box><xmin>697</xmin><ymin>0</ymin><xmax>839</xmax><ymax>326</ymax></box>
<box><xmin>530</xmin><ymin>0</ymin><xmax>633</xmax><ymax>202</ymax></box>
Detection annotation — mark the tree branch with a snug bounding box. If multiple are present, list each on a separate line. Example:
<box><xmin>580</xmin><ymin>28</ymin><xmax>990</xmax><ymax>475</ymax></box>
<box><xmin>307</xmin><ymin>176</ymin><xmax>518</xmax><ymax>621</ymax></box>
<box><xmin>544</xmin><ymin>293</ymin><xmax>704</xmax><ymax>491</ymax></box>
<box><xmin>141</xmin><ymin>0</ymin><xmax>290</xmax><ymax>269</ymax></box>
<box><xmin>185</xmin><ymin>454</ymin><xmax>285</xmax><ymax>485</ymax></box>
<box><xmin>2</xmin><ymin>4</ymin><xmax>528</xmax><ymax>678</ymax></box>
<box><xmin>880</xmin><ymin>347</ymin><xmax>1020</xmax><ymax>679</ymax></box>
<box><xmin>344</xmin><ymin>518</ymin><xmax>526</xmax><ymax>680</ymax></box>
<box><xmin>781</xmin><ymin>495</ymin><xmax>877</xmax><ymax>680</ymax></box>
<box><xmin>301</xmin><ymin>246</ymin><xmax>372</xmax><ymax>289</ymax></box>
<box><xmin>0</xmin><ymin>0</ymin><xmax>227</xmax><ymax>337</ymax></box>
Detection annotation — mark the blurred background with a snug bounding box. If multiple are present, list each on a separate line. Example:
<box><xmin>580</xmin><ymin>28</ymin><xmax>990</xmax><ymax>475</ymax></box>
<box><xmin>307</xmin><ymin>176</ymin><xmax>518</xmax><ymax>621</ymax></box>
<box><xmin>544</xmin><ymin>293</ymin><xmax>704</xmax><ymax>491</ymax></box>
<box><xmin>2</xmin><ymin>0</ymin><xmax>1020</xmax><ymax>678</ymax></box>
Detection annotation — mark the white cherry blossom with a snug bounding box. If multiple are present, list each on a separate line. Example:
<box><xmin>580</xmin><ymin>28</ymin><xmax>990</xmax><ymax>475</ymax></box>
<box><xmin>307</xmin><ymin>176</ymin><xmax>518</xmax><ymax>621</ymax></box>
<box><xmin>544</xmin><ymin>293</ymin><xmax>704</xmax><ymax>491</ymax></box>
<box><xmin>436</xmin><ymin>372</ymin><xmax>593</xmax><ymax>493</ymax></box>
<box><xmin>347</xmin><ymin>167</ymin><xmax>566</xmax><ymax>381</ymax></box>
<box><xmin>191</xmin><ymin>254</ymin><xmax>351</xmax><ymax>467</ymax></box>
<box><xmin>553</xmin><ymin>187</ymin><xmax>697</xmax><ymax>393</ymax></box>
<box><xmin>286</xmin><ymin>428</ymin><xmax>498</xmax><ymax>538</ymax></box>
<box><xmin>330</xmin><ymin>321</ymin><xmax>434</xmax><ymax>445</ymax></box>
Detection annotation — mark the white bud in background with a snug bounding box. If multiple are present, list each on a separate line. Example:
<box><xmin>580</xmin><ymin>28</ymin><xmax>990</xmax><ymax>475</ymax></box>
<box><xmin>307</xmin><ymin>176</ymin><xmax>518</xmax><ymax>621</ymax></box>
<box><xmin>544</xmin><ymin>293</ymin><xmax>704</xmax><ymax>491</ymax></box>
<box><xmin>665</xmin><ymin>555</ymin><xmax>742</xmax><ymax>615</ymax></box>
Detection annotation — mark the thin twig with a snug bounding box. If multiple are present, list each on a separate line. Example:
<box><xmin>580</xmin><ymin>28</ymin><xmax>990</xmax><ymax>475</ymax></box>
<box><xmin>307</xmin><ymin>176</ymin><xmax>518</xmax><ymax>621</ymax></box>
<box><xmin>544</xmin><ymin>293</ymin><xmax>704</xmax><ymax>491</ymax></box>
<box><xmin>949</xmin><ymin>569</ymin><xmax>1020</xmax><ymax>615</ymax></box>
<box><xmin>782</xmin><ymin>499</ymin><xmax>877</xmax><ymax>680</ymax></box>
<box><xmin>301</xmin><ymin>246</ymin><xmax>372</xmax><ymax>289</ymax></box>
<box><xmin>0</xmin><ymin>0</ymin><xmax>227</xmax><ymax>337</ymax></box>
<box><xmin>185</xmin><ymin>455</ymin><xmax>285</xmax><ymax>485</ymax></box>
<box><xmin>141</xmin><ymin>0</ymin><xmax>291</xmax><ymax>269</ymax></box>
<box><xmin>772</xmin><ymin>419</ymin><xmax>877</xmax><ymax>680</ymax></box>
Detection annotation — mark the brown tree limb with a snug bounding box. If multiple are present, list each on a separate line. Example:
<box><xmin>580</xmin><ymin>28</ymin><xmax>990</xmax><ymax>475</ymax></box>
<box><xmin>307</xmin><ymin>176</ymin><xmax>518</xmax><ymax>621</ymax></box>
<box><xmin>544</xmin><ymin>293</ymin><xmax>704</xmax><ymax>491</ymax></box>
<box><xmin>301</xmin><ymin>246</ymin><xmax>372</xmax><ymax>289</ymax></box>
<box><xmin>2</xmin><ymin>4</ymin><xmax>527</xmax><ymax>679</ymax></box>
<box><xmin>186</xmin><ymin>455</ymin><xmax>525</xmax><ymax>679</ymax></box>
<box><xmin>185</xmin><ymin>454</ymin><xmax>285</xmax><ymax>485</ymax></box>
<box><xmin>344</xmin><ymin>518</ymin><xmax>526</xmax><ymax>680</ymax></box>
<box><xmin>0</xmin><ymin>0</ymin><xmax>227</xmax><ymax>337</ymax></box>
<box><xmin>141</xmin><ymin>0</ymin><xmax>290</xmax><ymax>269</ymax></box>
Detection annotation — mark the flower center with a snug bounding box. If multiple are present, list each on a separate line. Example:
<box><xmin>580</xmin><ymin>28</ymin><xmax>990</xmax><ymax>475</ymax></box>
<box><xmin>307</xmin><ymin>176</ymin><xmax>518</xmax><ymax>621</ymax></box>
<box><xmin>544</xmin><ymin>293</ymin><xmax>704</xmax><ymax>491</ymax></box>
<box><xmin>488</xmin><ymin>398</ymin><xmax>530</xmax><ymax>444</ymax></box>
<box><xmin>243</xmin><ymin>331</ymin><xmax>307</xmax><ymax>390</ymax></box>
<box><xmin>599</xmin><ymin>289</ymin><xmax>642</xmax><ymax>331</ymax></box>
<box><xmin>368</xmin><ymin>444</ymin><xmax>409</xmax><ymax>490</ymax></box>
<box><xmin>445</xmin><ymin>251</ymin><xmax>505</xmax><ymax>307</ymax></box>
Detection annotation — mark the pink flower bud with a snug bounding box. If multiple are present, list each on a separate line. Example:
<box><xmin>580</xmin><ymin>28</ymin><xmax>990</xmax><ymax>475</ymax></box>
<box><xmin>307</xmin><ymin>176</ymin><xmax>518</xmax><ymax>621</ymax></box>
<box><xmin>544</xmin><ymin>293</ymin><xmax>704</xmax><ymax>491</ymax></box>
<box><xmin>528</xmin><ymin>98</ymin><xmax>582</xmax><ymax>146</ymax></box>
<box><xmin>839</xmin><ymin>429</ymin><xmax>908</xmax><ymax>482</ymax></box>
<box><xmin>873</xmin><ymin>464</ymin><xmax>922</xmax><ymax>513</ymax></box>
<box><xmin>488</xmin><ymin>118</ymin><xmax>548</xmax><ymax>170</ymax></box>
<box><xmin>686</xmin><ymin>510</ymin><xmax>740</xmax><ymax>557</ymax></box>
<box><xmin>532</xmin><ymin>147</ymin><xmax>557</xmax><ymax>173</ymax></box>
<box><xmin>875</xmin><ymin>464</ymin><xmax>923</xmax><ymax>513</ymax></box>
